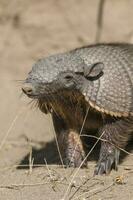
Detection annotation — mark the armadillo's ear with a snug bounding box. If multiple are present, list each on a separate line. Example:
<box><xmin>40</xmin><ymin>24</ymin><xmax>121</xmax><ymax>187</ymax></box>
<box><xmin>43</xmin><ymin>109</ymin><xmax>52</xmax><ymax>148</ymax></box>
<box><xmin>84</xmin><ymin>62</ymin><xmax>104</xmax><ymax>81</ymax></box>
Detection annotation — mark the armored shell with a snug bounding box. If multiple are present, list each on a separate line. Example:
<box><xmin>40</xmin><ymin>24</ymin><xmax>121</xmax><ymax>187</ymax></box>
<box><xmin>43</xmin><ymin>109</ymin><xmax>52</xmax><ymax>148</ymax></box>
<box><xmin>76</xmin><ymin>44</ymin><xmax>133</xmax><ymax>117</ymax></box>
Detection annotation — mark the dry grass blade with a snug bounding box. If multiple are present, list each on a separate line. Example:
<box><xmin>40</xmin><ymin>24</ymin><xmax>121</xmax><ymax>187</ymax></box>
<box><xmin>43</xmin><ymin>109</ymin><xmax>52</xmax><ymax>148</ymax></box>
<box><xmin>79</xmin><ymin>108</ymin><xmax>89</xmax><ymax>136</ymax></box>
<box><xmin>29</xmin><ymin>146</ymin><xmax>34</xmax><ymax>174</ymax></box>
<box><xmin>81</xmin><ymin>134</ymin><xmax>133</xmax><ymax>156</ymax></box>
<box><xmin>44</xmin><ymin>158</ymin><xmax>54</xmax><ymax>180</ymax></box>
<box><xmin>95</xmin><ymin>0</ymin><xmax>105</xmax><ymax>42</ymax></box>
<box><xmin>0</xmin><ymin>108</ymin><xmax>25</xmax><ymax>152</ymax></box>
<box><xmin>44</xmin><ymin>158</ymin><xmax>60</xmax><ymax>192</ymax></box>
<box><xmin>69</xmin><ymin>107</ymin><xmax>89</xmax><ymax>167</ymax></box>
<box><xmin>0</xmin><ymin>182</ymin><xmax>52</xmax><ymax>190</ymax></box>
<box><xmin>51</xmin><ymin>120</ymin><xmax>65</xmax><ymax>168</ymax></box>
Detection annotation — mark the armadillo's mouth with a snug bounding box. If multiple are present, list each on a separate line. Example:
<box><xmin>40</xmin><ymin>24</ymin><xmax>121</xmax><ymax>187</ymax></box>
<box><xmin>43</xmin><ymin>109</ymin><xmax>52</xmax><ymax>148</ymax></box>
<box><xmin>26</xmin><ymin>92</ymin><xmax>60</xmax><ymax>104</ymax></box>
<box><xmin>25</xmin><ymin>93</ymin><xmax>39</xmax><ymax>98</ymax></box>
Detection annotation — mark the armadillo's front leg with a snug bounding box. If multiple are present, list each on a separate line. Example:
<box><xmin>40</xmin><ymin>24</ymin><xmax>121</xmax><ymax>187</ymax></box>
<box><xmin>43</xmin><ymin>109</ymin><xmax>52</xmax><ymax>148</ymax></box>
<box><xmin>52</xmin><ymin>112</ymin><xmax>86</xmax><ymax>167</ymax></box>
<box><xmin>94</xmin><ymin>118</ymin><xmax>132</xmax><ymax>175</ymax></box>
<box><xmin>58</xmin><ymin>130</ymin><xmax>86</xmax><ymax>167</ymax></box>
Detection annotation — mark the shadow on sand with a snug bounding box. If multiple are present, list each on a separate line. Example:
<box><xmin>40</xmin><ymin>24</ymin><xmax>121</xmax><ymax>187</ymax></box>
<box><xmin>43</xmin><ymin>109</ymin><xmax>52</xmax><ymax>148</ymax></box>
<box><xmin>17</xmin><ymin>137</ymin><xmax>133</xmax><ymax>170</ymax></box>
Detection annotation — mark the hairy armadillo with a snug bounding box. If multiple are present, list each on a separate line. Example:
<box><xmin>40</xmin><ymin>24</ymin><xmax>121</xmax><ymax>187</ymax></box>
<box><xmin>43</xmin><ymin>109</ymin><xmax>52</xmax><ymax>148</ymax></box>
<box><xmin>22</xmin><ymin>43</ymin><xmax>133</xmax><ymax>175</ymax></box>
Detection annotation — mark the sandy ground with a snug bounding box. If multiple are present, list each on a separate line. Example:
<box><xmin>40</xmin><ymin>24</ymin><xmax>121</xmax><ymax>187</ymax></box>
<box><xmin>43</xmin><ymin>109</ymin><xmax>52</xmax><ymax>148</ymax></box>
<box><xmin>0</xmin><ymin>0</ymin><xmax>133</xmax><ymax>199</ymax></box>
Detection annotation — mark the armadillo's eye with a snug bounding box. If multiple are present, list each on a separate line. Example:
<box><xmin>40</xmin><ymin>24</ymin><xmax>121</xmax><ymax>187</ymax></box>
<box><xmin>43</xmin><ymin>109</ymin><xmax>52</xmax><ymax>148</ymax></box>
<box><xmin>65</xmin><ymin>75</ymin><xmax>73</xmax><ymax>80</ymax></box>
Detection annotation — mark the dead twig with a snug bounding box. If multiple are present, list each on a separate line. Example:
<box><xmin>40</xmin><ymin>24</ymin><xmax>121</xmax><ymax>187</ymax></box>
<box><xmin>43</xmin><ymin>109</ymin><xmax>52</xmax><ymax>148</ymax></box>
<box><xmin>69</xmin><ymin>177</ymin><xmax>101</xmax><ymax>200</ymax></box>
<box><xmin>73</xmin><ymin>182</ymin><xmax>114</xmax><ymax>200</ymax></box>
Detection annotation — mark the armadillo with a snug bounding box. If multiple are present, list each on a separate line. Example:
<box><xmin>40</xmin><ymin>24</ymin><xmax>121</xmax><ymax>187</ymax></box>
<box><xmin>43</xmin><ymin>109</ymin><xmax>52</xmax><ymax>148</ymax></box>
<box><xmin>22</xmin><ymin>43</ymin><xmax>133</xmax><ymax>175</ymax></box>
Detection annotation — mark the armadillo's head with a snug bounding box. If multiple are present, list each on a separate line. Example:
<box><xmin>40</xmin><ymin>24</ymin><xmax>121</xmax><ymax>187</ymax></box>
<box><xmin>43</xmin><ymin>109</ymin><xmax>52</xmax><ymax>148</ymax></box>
<box><xmin>22</xmin><ymin>50</ymin><xmax>104</xmax><ymax>106</ymax></box>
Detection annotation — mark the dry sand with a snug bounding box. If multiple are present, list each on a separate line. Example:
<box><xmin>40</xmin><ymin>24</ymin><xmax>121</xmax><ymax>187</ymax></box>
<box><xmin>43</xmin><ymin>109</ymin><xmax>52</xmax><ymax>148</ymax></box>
<box><xmin>0</xmin><ymin>0</ymin><xmax>133</xmax><ymax>199</ymax></box>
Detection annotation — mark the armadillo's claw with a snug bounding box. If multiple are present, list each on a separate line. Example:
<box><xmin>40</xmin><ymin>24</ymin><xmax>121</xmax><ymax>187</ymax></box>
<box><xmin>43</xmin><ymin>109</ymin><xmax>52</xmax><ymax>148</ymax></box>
<box><xmin>94</xmin><ymin>145</ymin><xmax>120</xmax><ymax>175</ymax></box>
<box><xmin>64</xmin><ymin>152</ymin><xmax>86</xmax><ymax>168</ymax></box>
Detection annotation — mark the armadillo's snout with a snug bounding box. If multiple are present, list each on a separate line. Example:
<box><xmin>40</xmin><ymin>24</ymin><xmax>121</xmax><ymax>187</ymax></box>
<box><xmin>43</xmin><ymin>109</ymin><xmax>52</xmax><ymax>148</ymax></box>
<box><xmin>22</xmin><ymin>83</ymin><xmax>34</xmax><ymax>96</ymax></box>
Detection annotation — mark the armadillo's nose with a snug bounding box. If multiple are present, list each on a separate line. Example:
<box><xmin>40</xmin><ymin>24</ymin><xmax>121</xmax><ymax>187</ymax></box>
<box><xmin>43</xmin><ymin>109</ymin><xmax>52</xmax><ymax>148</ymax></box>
<box><xmin>22</xmin><ymin>83</ymin><xmax>33</xmax><ymax>95</ymax></box>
